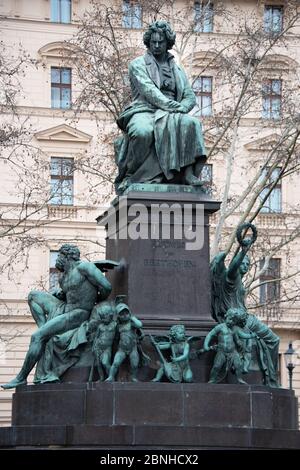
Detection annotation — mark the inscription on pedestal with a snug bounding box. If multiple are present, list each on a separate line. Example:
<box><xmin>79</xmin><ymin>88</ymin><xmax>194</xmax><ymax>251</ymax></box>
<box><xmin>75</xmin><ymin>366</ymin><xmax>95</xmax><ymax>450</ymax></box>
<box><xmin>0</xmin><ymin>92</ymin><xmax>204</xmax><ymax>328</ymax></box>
<box><xmin>102</xmin><ymin>192</ymin><xmax>220</xmax><ymax>326</ymax></box>
<box><xmin>144</xmin><ymin>259</ymin><xmax>196</xmax><ymax>269</ymax></box>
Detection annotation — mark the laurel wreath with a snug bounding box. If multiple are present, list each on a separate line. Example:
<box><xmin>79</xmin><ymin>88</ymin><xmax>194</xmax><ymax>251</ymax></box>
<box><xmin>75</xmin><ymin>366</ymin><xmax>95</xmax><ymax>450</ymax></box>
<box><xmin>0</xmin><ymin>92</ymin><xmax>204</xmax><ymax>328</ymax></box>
<box><xmin>236</xmin><ymin>222</ymin><xmax>258</xmax><ymax>247</ymax></box>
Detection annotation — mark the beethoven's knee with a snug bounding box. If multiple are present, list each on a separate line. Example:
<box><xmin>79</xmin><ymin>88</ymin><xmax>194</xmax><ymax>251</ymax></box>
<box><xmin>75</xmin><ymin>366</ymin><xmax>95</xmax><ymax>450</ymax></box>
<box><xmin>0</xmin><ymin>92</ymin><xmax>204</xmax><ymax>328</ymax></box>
<box><xmin>129</xmin><ymin>124</ymin><xmax>153</xmax><ymax>144</ymax></box>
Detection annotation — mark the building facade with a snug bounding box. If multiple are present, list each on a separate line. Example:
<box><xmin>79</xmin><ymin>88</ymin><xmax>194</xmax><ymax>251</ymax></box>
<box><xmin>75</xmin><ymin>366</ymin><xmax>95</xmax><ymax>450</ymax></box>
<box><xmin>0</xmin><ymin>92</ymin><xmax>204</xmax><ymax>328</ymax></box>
<box><xmin>0</xmin><ymin>0</ymin><xmax>299</xmax><ymax>425</ymax></box>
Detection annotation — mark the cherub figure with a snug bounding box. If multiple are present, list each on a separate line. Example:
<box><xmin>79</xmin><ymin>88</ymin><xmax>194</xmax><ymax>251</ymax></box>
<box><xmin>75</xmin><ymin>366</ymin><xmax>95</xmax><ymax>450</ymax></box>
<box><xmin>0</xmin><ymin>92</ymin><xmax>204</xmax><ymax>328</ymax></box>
<box><xmin>151</xmin><ymin>324</ymin><xmax>193</xmax><ymax>383</ymax></box>
<box><xmin>105</xmin><ymin>302</ymin><xmax>143</xmax><ymax>382</ymax></box>
<box><xmin>88</xmin><ymin>302</ymin><xmax>117</xmax><ymax>381</ymax></box>
<box><xmin>204</xmin><ymin>308</ymin><xmax>257</xmax><ymax>384</ymax></box>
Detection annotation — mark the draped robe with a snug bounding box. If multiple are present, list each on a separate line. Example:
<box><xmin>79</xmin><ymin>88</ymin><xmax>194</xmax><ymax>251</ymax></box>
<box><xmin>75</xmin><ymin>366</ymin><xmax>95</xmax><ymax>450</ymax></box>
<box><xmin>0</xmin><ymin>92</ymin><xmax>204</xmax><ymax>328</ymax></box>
<box><xmin>115</xmin><ymin>52</ymin><xmax>206</xmax><ymax>194</ymax></box>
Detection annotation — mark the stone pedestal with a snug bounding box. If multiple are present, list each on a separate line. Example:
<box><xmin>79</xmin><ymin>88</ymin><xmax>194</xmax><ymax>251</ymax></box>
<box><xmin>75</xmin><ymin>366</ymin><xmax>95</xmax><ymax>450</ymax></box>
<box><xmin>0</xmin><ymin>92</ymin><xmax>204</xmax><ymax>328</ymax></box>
<box><xmin>97</xmin><ymin>186</ymin><xmax>220</xmax><ymax>332</ymax></box>
<box><xmin>2</xmin><ymin>187</ymin><xmax>299</xmax><ymax>450</ymax></box>
<box><xmin>0</xmin><ymin>382</ymin><xmax>299</xmax><ymax>449</ymax></box>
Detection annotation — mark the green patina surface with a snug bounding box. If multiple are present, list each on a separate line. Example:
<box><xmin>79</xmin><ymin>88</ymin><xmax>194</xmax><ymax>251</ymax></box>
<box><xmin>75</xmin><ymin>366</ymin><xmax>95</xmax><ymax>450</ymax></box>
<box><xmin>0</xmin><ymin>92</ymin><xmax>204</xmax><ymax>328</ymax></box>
<box><xmin>114</xmin><ymin>21</ymin><xmax>207</xmax><ymax>195</ymax></box>
<box><xmin>123</xmin><ymin>183</ymin><xmax>208</xmax><ymax>195</ymax></box>
<box><xmin>209</xmin><ymin>223</ymin><xmax>280</xmax><ymax>387</ymax></box>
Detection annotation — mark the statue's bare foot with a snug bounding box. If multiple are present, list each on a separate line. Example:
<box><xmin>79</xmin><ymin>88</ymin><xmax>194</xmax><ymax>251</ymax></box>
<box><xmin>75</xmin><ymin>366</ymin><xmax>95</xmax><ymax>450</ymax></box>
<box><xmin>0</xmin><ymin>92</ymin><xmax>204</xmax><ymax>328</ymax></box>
<box><xmin>104</xmin><ymin>377</ymin><xmax>114</xmax><ymax>382</ymax></box>
<box><xmin>151</xmin><ymin>377</ymin><xmax>160</xmax><ymax>382</ymax></box>
<box><xmin>185</xmin><ymin>174</ymin><xmax>204</xmax><ymax>186</ymax></box>
<box><xmin>1</xmin><ymin>377</ymin><xmax>27</xmax><ymax>389</ymax></box>
<box><xmin>131</xmin><ymin>377</ymin><xmax>139</xmax><ymax>383</ymax></box>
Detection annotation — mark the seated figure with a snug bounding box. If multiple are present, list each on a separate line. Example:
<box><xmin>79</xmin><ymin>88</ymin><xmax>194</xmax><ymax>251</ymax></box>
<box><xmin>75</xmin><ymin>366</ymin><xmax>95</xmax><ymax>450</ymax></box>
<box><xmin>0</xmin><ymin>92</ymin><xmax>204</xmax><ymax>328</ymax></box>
<box><xmin>151</xmin><ymin>324</ymin><xmax>193</xmax><ymax>383</ymax></box>
<box><xmin>115</xmin><ymin>20</ymin><xmax>207</xmax><ymax>194</ymax></box>
<box><xmin>1</xmin><ymin>244</ymin><xmax>116</xmax><ymax>389</ymax></box>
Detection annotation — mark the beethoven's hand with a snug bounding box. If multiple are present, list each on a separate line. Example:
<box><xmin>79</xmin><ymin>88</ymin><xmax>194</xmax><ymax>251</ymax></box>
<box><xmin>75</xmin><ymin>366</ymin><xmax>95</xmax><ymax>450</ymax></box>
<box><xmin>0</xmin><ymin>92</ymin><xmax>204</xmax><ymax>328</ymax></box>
<box><xmin>167</xmin><ymin>101</ymin><xmax>182</xmax><ymax>112</ymax></box>
<box><xmin>175</xmin><ymin>105</ymin><xmax>186</xmax><ymax>113</ymax></box>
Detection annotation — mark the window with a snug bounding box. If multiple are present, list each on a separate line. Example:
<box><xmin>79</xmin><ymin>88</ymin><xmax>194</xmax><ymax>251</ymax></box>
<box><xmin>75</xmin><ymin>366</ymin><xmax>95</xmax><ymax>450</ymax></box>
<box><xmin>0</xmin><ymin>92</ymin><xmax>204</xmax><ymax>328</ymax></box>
<box><xmin>264</xmin><ymin>5</ymin><xmax>283</xmax><ymax>34</ymax></box>
<box><xmin>51</xmin><ymin>0</ymin><xmax>71</xmax><ymax>23</ymax></box>
<box><xmin>259</xmin><ymin>258</ymin><xmax>281</xmax><ymax>303</ymax></box>
<box><xmin>193</xmin><ymin>77</ymin><xmax>212</xmax><ymax>116</ymax></box>
<box><xmin>51</xmin><ymin>67</ymin><xmax>71</xmax><ymax>109</ymax></box>
<box><xmin>50</xmin><ymin>157</ymin><xmax>74</xmax><ymax>205</ymax></box>
<box><xmin>122</xmin><ymin>1</ymin><xmax>142</xmax><ymax>29</ymax></box>
<box><xmin>194</xmin><ymin>1</ymin><xmax>214</xmax><ymax>33</ymax></box>
<box><xmin>49</xmin><ymin>251</ymin><xmax>61</xmax><ymax>290</ymax></box>
<box><xmin>262</xmin><ymin>79</ymin><xmax>282</xmax><ymax>120</ymax></box>
<box><xmin>260</xmin><ymin>167</ymin><xmax>282</xmax><ymax>213</ymax></box>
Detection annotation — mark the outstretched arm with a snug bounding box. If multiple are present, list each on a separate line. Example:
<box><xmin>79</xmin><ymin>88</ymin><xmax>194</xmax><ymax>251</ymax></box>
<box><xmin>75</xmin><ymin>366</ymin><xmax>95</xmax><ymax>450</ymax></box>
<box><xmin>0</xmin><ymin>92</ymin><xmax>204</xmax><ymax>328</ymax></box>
<box><xmin>78</xmin><ymin>262</ymin><xmax>112</xmax><ymax>300</ymax></box>
<box><xmin>227</xmin><ymin>240</ymin><xmax>252</xmax><ymax>281</ymax></box>
<box><xmin>227</xmin><ymin>223</ymin><xmax>256</xmax><ymax>281</ymax></box>
<box><xmin>156</xmin><ymin>342</ymin><xmax>171</xmax><ymax>350</ymax></box>
<box><xmin>227</xmin><ymin>252</ymin><xmax>245</xmax><ymax>281</ymax></box>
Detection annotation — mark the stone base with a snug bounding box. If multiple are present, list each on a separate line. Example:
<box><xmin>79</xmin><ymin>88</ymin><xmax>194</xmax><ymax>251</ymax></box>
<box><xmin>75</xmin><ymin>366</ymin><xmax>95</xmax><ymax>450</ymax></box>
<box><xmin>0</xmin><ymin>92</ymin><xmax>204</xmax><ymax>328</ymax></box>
<box><xmin>1</xmin><ymin>382</ymin><xmax>299</xmax><ymax>449</ymax></box>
